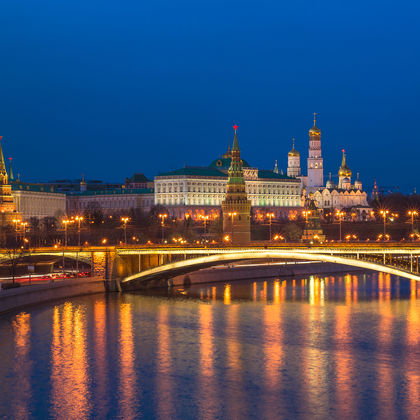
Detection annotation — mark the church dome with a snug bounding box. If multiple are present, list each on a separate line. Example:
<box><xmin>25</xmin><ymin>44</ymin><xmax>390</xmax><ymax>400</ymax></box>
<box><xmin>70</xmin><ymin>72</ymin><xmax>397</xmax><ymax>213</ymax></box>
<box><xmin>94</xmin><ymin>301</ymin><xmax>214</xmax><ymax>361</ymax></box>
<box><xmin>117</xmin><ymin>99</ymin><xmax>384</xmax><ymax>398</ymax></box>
<box><xmin>326</xmin><ymin>179</ymin><xmax>334</xmax><ymax>188</ymax></box>
<box><xmin>288</xmin><ymin>138</ymin><xmax>299</xmax><ymax>156</ymax></box>
<box><xmin>354</xmin><ymin>172</ymin><xmax>362</xmax><ymax>190</ymax></box>
<box><xmin>338</xmin><ymin>150</ymin><xmax>352</xmax><ymax>178</ymax></box>
<box><xmin>309</xmin><ymin>124</ymin><xmax>321</xmax><ymax>134</ymax></box>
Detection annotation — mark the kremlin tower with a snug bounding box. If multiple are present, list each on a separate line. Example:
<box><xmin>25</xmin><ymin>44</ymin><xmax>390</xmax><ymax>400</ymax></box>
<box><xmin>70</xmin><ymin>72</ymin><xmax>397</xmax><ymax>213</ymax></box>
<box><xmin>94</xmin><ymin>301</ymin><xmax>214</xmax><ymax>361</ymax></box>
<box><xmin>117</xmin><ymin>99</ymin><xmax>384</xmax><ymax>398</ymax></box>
<box><xmin>221</xmin><ymin>125</ymin><xmax>251</xmax><ymax>245</ymax></box>
<box><xmin>307</xmin><ymin>113</ymin><xmax>324</xmax><ymax>191</ymax></box>
<box><xmin>0</xmin><ymin>137</ymin><xmax>19</xmax><ymax>227</ymax></box>
<box><xmin>287</xmin><ymin>138</ymin><xmax>301</xmax><ymax>177</ymax></box>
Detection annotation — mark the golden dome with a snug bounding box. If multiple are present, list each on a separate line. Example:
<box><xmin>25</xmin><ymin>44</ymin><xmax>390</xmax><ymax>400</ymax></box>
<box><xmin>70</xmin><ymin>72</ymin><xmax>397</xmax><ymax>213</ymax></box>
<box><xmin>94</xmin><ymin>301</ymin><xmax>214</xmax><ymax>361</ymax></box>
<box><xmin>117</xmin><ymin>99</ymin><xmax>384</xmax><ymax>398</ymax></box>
<box><xmin>339</xmin><ymin>150</ymin><xmax>352</xmax><ymax>178</ymax></box>
<box><xmin>309</xmin><ymin>124</ymin><xmax>321</xmax><ymax>134</ymax></box>
<box><xmin>288</xmin><ymin>138</ymin><xmax>300</xmax><ymax>156</ymax></box>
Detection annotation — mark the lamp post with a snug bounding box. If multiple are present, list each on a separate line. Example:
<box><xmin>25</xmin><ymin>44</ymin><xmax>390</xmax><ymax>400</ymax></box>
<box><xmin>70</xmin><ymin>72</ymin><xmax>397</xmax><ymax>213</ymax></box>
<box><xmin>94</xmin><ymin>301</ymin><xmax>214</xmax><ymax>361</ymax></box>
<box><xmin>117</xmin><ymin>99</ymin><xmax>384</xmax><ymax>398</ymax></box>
<box><xmin>228</xmin><ymin>212</ymin><xmax>237</xmax><ymax>245</ymax></box>
<box><xmin>408</xmin><ymin>210</ymin><xmax>418</xmax><ymax>237</ymax></box>
<box><xmin>121</xmin><ymin>217</ymin><xmax>130</xmax><ymax>245</ymax></box>
<box><xmin>199</xmin><ymin>214</ymin><xmax>209</xmax><ymax>241</ymax></box>
<box><xmin>75</xmin><ymin>215</ymin><xmax>84</xmax><ymax>247</ymax></box>
<box><xmin>62</xmin><ymin>219</ymin><xmax>71</xmax><ymax>247</ymax></box>
<box><xmin>379</xmin><ymin>210</ymin><xmax>389</xmax><ymax>239</ymax></box>
<box><xmin>266</xmin><ymin>212</ymin><xmax>275</xmax><ymax>243</ymax></box>
<box><xmin>12</xmin><ymin>218</ymin><xmax>21</xmax><ymax>244</ymax></box>
<box><xmin>158</xmin><ymin>214</ymin><xmax>167</xmax><ymax>244</ymax></box>
<box><xmin>336</xmin><ymin>211</ymin><xmax>345</xmax><ymax>242</ymax></box>
<box><xmin>302</xmin><ymin>210</ymin><xmax>311</xmax><ymax>225</ymax></box>
<box><xmin>21</xmin><ymin>222</ymin><xmax>28</xmax><ymax>246</ymax></box>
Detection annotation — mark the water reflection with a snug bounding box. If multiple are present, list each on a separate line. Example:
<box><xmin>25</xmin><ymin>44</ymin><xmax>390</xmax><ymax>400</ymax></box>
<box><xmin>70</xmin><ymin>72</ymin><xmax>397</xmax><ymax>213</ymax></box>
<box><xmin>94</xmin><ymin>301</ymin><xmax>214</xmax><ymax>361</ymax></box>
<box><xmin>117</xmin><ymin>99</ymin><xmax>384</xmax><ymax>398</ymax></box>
<box><xmin>12</xmin><ymin>312</ymin><xmax>31</xmax><ymax>420</ymax></box>
<box><xmin>0</xmin><ymin>271</ymin><xmax>419</xmax><ymax>420</ymax></box>
<box><xmin>118</xmin><ymin>302</ymin><xmax>138</xmax><ymax>418</ymax></box>
<box><xmin>50</xmin><ymin>303</ymin><xmax>90</xmax><ymax>418</ymax></box>
<box><xmin>156</xmin><ymin>304</ymin><xmax>174</xmax><ymax>419</ymax></box>
<box><xmin>198</xmin><ymin>303</ymin><xmax>218</xmax><ymax>419</ymax></box>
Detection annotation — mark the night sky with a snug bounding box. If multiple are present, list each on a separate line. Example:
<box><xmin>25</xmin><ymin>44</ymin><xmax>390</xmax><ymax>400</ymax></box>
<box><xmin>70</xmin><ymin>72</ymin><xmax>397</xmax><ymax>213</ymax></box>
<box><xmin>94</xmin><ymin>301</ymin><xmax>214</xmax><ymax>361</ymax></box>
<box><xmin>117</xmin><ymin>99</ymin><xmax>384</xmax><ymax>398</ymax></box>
<box><xmin>0</xmin><ymin>0</ymin><xmax>419</xmax><ymax>192</ymax></box>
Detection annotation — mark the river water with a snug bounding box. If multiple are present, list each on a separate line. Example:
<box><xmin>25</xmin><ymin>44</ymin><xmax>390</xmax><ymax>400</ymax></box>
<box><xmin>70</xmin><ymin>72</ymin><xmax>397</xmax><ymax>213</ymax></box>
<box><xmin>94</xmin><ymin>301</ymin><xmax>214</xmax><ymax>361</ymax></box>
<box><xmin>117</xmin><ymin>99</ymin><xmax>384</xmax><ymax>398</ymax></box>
<box><xmin>0</xmin><ymin>271</ymin><xmax>419</xmax><ymax>419</ymax></box>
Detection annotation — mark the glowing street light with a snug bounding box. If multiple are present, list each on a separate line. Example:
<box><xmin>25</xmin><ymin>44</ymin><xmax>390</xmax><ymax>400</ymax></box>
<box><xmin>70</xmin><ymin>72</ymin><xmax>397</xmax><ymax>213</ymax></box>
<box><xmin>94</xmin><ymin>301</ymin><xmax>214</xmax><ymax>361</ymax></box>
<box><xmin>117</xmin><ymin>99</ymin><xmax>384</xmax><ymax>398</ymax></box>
<box><xmin>266</xmin><ymin>212</ymin><xmax>275</xmax><ymax>243</ymax></box>
<box><xmin>158</xmin><ymin>214</ymin><xmax>168</xmax><ymax>244</ymax></box>
<box><xmin>199</xmin><ymin>214</ymin><xmax>210</xmax><ymax>238</ymax></box>
<box><xmin>62</xmin><ymin>219</ymin><xmax>71</xmax><ymax>247</ymax></box>
<box><xmin>336</xmin><ymin>211</ymin><xmax>345</xmax><ymax>242</ymax></box>
<box><xmin>75</xmin><ymin>215</ymin><xmax>84</xmax><ymax>247</ymax></box>
<box><xmin>12</xmin><ymin>218</ymin><xmax>21</xmax><ymax>244</ymax></box>
<box><xmin>408</xmin><ymin>210</ymin><xmax>418</xmax><ymax>237</ymax></box>
<box><xmin>228</xmin><ymin>212</ymin><xmax>237</xmax><ymax>244</ymax></box>
<box><xmin>302</xmin><ymin>210</ymin><xmax>311</xmax><ymax>224</ymax></box>
<box><xmin>121</xmin><ymin>217</ymin><xmax>130</xmax><ymax>245</ymax></box>
<box><xmin>379</xmin><ymin>210</ymin><xmax>389</xmax><ymax>239</ymax></box>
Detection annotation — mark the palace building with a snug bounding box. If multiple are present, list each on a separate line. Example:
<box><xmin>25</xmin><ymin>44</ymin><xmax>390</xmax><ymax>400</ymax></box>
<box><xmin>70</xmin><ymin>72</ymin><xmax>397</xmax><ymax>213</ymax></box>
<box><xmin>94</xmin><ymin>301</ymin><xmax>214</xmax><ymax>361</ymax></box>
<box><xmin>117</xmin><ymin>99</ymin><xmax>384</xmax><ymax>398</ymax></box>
<box><xmin>154</xmin><ymin>130</ymin><xmax>301</xmax><ymax>220</ymax></box>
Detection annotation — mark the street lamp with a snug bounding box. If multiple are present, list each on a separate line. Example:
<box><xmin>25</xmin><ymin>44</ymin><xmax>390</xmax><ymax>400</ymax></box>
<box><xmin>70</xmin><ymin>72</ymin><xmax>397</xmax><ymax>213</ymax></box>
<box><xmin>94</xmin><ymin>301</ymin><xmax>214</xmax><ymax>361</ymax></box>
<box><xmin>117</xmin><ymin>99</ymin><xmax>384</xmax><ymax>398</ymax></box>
<box><xmin>379</xmin><ymin>210</ymin><xmax>389</xmax><ymax>239</ymax></box>
<box><xmin>75</xmin><ymin>215</ymin><xmax>84</xmax><ymax>247</ymax></box>
<box><xmin>121</xmin><ymin>217</ymin><xmax>130</xmax><ymax>245</ymax></box>
<box><xmin>408</xmin><ymin>210</ymin><xmax>418</xmax><ymax>237</ymax></box>
<box><xmin>21</xmin><ymin>222</ymin><xmax>28</xmax><ymax>244</ymax></box>
<box><xmin>266</xmin><ymin>212</ymin><xmax>275</xmax><ymax>243</ymax></box>
<box><xmin>199</xmin><ymin>214</ymin><xmax>210</xmax><ymax>240</ymax></box>
<box><xmin>12</xmin><ymin>218</ymin><xmax>21</xmax><ymax>244</ymax></box>
<box><xmin>228</xmin><ymin>212</ymin><xmax>237</xmax><ymax>244</ymax></box>
<box><xmin>336</xmin><ymin>211</ymin><xmax>345</xmax><ymax>242</ymax></box>
<box><xmin>62</xmin><ymin>219</ymin><xmax>71</xmax><ymax>247</ymax></box>
<box><xmin>158</xmin><ymin>214</ymin><xmax>167</xmax><ymax>244</ymax></box>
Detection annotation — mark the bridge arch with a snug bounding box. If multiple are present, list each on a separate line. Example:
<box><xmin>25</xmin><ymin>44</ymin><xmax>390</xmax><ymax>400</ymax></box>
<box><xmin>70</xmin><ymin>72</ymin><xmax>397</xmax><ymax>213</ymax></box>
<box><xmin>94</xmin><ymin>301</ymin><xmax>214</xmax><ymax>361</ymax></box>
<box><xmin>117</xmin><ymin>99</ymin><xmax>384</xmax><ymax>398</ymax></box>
<box><xmin>121</xmin><ymin>250</ymin><xmax>420</xmax><ymax>289</ymax></box>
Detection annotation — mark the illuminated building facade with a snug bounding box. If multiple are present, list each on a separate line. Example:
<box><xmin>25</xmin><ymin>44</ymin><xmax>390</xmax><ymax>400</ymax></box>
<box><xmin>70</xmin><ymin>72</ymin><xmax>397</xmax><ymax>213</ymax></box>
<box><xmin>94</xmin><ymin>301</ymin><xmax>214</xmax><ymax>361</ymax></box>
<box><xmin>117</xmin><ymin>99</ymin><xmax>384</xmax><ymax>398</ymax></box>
<box><xmin>67</xmin><ymin>188</ymin><xmax>154</xmax><ymax>216</ymax></box>
<box><xmin>154</xmin><ymin>134</ymin><xmax>301</xmax><ymax>220</ymax></box>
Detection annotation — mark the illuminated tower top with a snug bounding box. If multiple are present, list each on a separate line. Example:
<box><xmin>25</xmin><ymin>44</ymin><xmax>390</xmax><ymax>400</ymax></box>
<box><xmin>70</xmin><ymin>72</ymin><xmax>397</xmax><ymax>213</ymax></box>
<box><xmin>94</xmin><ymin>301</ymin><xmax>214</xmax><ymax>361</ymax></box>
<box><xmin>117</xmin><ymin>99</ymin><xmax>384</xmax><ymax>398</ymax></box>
<box><xmin>0</xmin><ymin>137</ymin><xmax>8</xmax><ymax>185</ymax></box>
<box><xmin>307</xmin><ymin>113</ymin><xmax>323</xmax><ymax>190</ymax></box>
<box><xmin>8</xmin><ymin>157</ymin><xmax>13</xmax><ymax>182</ymax></box>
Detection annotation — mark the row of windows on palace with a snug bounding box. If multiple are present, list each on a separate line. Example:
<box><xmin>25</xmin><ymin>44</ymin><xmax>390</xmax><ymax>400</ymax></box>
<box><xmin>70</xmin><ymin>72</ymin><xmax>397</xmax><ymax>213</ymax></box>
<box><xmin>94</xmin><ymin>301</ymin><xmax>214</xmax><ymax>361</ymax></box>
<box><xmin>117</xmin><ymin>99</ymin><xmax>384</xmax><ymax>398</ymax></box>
<box><xmin>155</xmin><ymin>182</ymin><xmax>300</xmax><ymax>195</ymax></box>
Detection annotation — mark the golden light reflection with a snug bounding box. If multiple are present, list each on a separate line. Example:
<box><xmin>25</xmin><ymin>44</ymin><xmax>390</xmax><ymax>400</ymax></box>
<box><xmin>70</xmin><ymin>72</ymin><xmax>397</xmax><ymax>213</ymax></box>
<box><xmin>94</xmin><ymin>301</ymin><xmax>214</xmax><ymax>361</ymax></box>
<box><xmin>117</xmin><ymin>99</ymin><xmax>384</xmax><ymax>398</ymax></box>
<box><xmin>224</xmin><ymin>284</ymin><xmax>231</xmax><ymax>305</ymax></box>
<box><xmin>156</xmin><ymin>304</ymin><xmax>174</xmax><ymax>419</ymax></box>
<box><xmin>226</xmin><ymin>305</ymin><xmax>243</xmax><ymax>418</ymax></box>
<box><xmin>51</xmin><ymin>303</ymin><xmax>91</xmax><ymax>418</ymax></box>
<box><xmin>252</xmin><ymin>282</ymin><xmax>257</xmax><ymax>301</ymax></box>
<box><xmin>405</xmin><ymin>290</ymin><xmax>420</xmax><ymax>418</ymax></box>
<box><xmin>119</xmin><ymin>302</ymin><xmax>138</xmax><ymax>418</ymax></box>
<box><xmin>273</xmin><ymin>280</ymin><xmax>280</xmax><ymax>304</ymax></box>
<box><xmin>376</xmin><ymin>294</ymin><xmax>395</xmax><ymax>419</ymax></box>
<box><xmin>263</xmin><ymin>303</ymin><xmax>282</xmax><ymax>389</ymax></box>
<box><xmin>302</xmin><ymin>305</ymin><xmax>328</xmax><ymax>416</ymax></box>
<box><xmin>94</xmin><ymin>300</ymin><xmax>108</xmax><ymax>419</ymax></box>
<box><xmin>12</xmin><ymin>312</ymin><xmax>31</xmax><ymax>420</ymax></box>
<box><xmin>334</xmin><ymin>305</ymin><xmax>355</xmax><ymax>418</ymax></box>
<box><xmin>199</xmin><ymin>304</ymin><xmax>217</xmax><ymax>418</ymax></box>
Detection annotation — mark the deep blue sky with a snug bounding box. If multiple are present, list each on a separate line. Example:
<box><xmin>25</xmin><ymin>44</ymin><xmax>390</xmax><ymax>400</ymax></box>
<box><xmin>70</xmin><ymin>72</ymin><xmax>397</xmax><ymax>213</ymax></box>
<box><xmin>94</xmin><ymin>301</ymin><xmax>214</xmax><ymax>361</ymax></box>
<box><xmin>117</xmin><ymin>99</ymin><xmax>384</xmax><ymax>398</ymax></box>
<box><xmin>0</xmin><ymin>0</ymin><xmax>419</xmax><ymax>192</ymax></box>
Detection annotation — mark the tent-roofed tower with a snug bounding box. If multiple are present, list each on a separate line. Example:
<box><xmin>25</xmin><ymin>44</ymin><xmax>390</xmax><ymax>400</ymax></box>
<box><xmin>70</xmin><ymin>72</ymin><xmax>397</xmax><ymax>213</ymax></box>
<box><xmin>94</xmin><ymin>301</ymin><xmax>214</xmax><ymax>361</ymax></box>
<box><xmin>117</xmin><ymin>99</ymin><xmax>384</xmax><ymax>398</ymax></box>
<box><xmin>0</xmin><ymin>137</ymin><xmax>19</xmax><ymax>232</ymax></box>
<box><xmin>338</xmin><ymin>149</ymin><xmax>352</xmax><ymax>188</ymax></box>
<box><xmin>221</xmin><ymin>125</ymin><xmax>251</xmax><ymax>245</ymax></box>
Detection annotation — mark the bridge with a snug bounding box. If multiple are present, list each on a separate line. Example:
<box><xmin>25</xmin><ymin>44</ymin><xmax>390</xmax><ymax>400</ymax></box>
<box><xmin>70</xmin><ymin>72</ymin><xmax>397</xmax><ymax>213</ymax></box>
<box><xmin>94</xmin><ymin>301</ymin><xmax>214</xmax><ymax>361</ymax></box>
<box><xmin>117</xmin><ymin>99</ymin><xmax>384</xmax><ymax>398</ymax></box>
<box><xmin>2</xmin><ymin>244</ymin><xmax>420</xmax><ymax>290</ymax></box>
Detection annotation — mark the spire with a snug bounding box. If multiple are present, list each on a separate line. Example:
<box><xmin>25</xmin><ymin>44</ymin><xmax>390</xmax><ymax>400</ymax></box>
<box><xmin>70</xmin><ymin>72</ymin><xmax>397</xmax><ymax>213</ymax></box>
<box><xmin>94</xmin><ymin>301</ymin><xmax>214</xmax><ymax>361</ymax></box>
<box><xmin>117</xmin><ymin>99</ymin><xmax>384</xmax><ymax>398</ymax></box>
<box><xmin>232</xmin><ymin>124</ymin><xmax>239</xmax><ymax>151</ymax></box>
<box><xmin>341</xmin><ymin>149</ymin><xmax>346</xmax><ymax>167</ymax></box>
<box><xmin>0</xmin><ymin>136</ymin><xmax>6</xmax><ymax>176</ymax></box>
<box><xmin>8</xmin><ymin>157</ymin><xmax>14</xmax><ymax>181</ymax></box>
<box><xmin>273</xmin><ymin>160</ymin><xmax>279</xmax><ymax>174</ymax></box>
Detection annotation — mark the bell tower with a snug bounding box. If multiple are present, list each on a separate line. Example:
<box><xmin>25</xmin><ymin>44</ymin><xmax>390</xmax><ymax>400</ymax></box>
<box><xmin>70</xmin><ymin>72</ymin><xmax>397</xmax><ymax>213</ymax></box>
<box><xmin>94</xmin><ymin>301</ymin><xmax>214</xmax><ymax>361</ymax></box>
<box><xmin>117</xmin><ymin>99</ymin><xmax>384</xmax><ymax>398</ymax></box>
<box><xmin>307</xmin><ymin>113</ymin><xmax>324</xmax><ymax>191</ymax></box>
<box><xmin>221</xmin><ymin>125</ymin><xmax>251</xmax><ymax>245</ymax></box>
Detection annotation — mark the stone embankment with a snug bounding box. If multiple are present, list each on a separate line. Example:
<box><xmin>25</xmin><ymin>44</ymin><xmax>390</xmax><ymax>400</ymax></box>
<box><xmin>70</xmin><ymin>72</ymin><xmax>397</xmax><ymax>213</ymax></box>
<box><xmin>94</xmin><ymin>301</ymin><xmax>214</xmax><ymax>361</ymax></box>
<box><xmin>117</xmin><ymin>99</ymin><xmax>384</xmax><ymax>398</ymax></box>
<box><xmin>0</xmin><ymin>277</ymin><xmax>106</xmax><ymax>314</ymax></box>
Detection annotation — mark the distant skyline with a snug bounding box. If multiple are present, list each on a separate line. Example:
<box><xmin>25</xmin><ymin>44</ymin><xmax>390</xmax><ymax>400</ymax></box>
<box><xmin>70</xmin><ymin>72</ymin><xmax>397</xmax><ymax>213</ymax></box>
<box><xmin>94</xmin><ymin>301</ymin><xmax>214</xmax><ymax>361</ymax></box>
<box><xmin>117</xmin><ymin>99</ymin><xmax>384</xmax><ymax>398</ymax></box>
<box><xmin>1</xmin><ymin>0</ymin><xmax>419</xmax><ymax>192</ymax></box>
